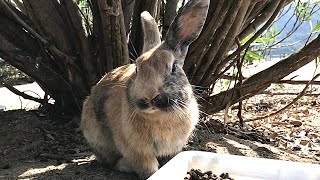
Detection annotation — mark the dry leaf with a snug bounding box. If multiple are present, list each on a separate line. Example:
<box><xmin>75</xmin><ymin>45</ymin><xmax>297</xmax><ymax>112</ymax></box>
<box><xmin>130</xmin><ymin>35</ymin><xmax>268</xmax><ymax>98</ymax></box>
<box><xmin>289</xmin><ymin>120</ymin><xmax>302</xmax><ymax>127</ymax></box>
<box><xmin>307</xmin><ymin>133</ymin><xmax>319</xmax><ymax>139</ymax></box>
<box><xmin>270</xmin><ymin>121</ymin><xmax>289</xmax><ymax>126</ymax></box>
<box><xmin>299</xmin><ymin>140</ymin><xmax>310</xmax><ymax>146</ymax></box>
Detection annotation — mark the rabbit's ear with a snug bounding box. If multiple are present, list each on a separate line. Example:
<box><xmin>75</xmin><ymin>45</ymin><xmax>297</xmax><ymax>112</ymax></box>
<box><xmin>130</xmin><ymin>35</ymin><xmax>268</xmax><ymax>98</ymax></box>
<box><xmin>141</xmin><ymin>11</ymin><xmax>161</xmax><ymax>53</ymax></box>
<box><xmin>164</xmin><ymin>0</ymin><xmax>209</xmax><ymax>52</ymax></box>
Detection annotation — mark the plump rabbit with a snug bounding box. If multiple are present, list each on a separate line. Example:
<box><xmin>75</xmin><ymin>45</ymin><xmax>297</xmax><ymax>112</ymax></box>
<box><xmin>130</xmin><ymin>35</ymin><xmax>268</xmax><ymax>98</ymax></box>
<box><xmin>81</xmin><ymin>0</ymin><xmax>209</xmax><ymax>178</ymax></box>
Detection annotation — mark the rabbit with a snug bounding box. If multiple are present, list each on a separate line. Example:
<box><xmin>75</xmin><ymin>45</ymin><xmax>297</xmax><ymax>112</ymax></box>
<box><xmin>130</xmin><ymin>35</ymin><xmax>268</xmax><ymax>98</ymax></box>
<box><xmin>80</xmin><ymin>0</ymin><xmax>209</xmax><ymax>178</ymax></box>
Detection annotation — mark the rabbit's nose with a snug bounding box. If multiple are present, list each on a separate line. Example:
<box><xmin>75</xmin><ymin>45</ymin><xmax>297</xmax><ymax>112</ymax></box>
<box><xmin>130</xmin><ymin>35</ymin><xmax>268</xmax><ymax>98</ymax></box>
<box><xmin>151</xmin><ymin>94</ymin><xmax>170</xmax><ymax>109</ymax></box>
<box><xmin>136</xmin><ymin>98</ymin><xmax>151</xmax><ymax>109</ymax></box>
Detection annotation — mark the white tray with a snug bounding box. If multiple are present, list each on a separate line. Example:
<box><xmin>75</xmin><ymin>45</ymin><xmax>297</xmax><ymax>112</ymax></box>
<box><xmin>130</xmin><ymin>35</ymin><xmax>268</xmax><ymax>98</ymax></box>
<box><xmin>148</xmin><ymin>151</ymin><xmax>320</xmax><ymax>180</ymax></box>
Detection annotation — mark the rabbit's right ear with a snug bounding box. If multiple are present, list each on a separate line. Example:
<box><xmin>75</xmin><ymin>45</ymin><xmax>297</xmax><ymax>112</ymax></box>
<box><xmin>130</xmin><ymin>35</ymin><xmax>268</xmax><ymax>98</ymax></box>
<box><xmin>141</xmin><ymin>11</ymin><xmax>161</xmax><ymax>53</ymax></box>
<box><xmin>164</xmin><ymin>0</ymin><xmax>209</xmax><ymax>54</ymax></box>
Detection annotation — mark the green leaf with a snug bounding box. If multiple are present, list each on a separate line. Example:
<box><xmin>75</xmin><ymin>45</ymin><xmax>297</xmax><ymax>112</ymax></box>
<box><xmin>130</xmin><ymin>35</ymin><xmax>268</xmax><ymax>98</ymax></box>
<box><xmin>312</xmin><ymin>22</ymin><xmax>320</xmax><ymax>32</ymax></box>
<box><xmin>241</xmin><ymin>35</ymin><xmax>253</xmax><ymax>44</ymax></box>
<box><xmin>246</xmin><ymin>51</ymin><xmax>263</xmax><ymax>60</ymax></box>
<box><xmin>255</xmin><ymin>37</ymin><xmax>276</xmax><ymax>44</ymax></box>
<box><xmin>276</xmin><ymin>83</ymin><xmax>285</xmax><ymax>89</ymax></box>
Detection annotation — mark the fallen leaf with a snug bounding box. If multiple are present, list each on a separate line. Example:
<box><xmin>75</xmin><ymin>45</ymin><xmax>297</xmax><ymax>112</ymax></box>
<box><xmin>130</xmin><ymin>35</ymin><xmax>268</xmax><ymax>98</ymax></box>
<box><xmin>307</xmin><ymin>132</ymin><xmax>319</xmax><ymax>139</ymax></box>
<box><xmin>299</xmin><ymin>140</ymin><xmax>310</xmax><ymax>146</ymax></box>
<box><xmin>289</xmin><ymin>120</ymin><xmax>302</xmax><ymax>127</ymax></box>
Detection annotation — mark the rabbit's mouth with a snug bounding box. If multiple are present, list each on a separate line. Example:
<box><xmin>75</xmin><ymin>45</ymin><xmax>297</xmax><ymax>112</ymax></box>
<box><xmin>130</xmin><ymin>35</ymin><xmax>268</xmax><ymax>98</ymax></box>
<box><xmin>140</xmin><ymin>107</ymin><xmax>160</xmax><ymax>114</ymax></box>
<box><xmin>134</xmin><ymin>95</ymin><xmax>185</xmax><ymax>113</ymax></box>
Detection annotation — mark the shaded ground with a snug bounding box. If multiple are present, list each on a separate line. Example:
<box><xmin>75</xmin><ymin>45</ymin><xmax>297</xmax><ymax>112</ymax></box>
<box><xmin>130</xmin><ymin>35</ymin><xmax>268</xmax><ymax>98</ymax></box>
<box><xmin>0</xmin><ymin>82</ymin><xmax>319</xmax><ymax>179</ymax></box>
<box><xmin>0</xmin><ymin>110</ymin><xmax>138</xmax><ymax>180</ymax></box>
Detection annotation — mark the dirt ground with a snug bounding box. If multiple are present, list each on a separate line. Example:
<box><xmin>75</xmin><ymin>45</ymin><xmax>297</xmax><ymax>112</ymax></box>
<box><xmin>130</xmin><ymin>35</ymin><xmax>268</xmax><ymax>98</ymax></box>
<box><xmin>0</xmin><ymin>85</ymin><xmax>320</xmax><ymax>180</ymax></box>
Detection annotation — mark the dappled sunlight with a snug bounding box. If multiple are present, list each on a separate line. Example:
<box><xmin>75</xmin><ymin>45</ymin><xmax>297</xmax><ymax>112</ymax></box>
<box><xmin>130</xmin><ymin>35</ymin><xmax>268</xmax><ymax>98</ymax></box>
<box><xmin>17</xmin><ymin>155</ymin><xmax>96</xmax><ymax>179</ymax></box>
<box><xmin>72</xmin><ymin>154</ymin><xmax>96</xmax><ymax>165</ymax></box>
<box><xmin>18</xmin><ymin>163</ymin><xmax>68</xmax><ymax>179</ymax></box>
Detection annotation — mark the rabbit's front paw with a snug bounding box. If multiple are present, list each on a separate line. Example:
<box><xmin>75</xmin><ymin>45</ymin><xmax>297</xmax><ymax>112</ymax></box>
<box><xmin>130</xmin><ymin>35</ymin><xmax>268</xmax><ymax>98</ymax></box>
<box><xmin>115</xmin><ymin>157</ymin><xmax>132</xmax><ymax>172</ymax></box>
<box><xmin>135</xmin><ymin>156</ymin><xmax>158</xmax><ymax>179</ymax></box>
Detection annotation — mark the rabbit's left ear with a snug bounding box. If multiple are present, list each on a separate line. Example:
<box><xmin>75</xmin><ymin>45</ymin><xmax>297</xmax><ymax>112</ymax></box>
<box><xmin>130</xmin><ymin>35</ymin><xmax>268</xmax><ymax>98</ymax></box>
<box><xmin>141</xmin><ymin>11</ymin><xmax>161</xmax><ymax>53</ymax></box>
<box><xmin>164</xmin><ymin>0</ymin><xmax>209</xmax><ymax>53</ymax></box>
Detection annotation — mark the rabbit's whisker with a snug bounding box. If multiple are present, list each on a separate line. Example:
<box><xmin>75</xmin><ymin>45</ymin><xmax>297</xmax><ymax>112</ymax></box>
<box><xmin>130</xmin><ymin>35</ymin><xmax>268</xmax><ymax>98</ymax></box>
<box><xmin>128</xmin><ymin>108</ymin><xmax>138</xmax><ymax>123</ymax></box>
<box><xmin>102</xmin><ymin>83</ymin><xmax>128</xmax><ymax>88</ymax></box>
<box><xmin>129</xmin><ymin>38</ymin><xmax>138</xmax><ymax>59</ymax></box>
<box><xmin>171</xmin><ymin>100</ymin><xmax>189</xmax><ymax>122</ymax></box>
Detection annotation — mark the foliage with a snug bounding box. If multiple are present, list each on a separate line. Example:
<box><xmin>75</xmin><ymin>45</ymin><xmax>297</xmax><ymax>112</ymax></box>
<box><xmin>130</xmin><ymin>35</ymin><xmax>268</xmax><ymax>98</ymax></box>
<box><xmin>0</xmin><ymin>58</ymin><xmax>29</xmax><ymax>83</ymax></box>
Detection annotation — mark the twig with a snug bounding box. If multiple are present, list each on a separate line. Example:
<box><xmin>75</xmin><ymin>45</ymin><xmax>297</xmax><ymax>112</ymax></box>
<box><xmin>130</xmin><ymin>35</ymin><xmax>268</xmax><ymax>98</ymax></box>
<box><xmin>236</xmin><ymin>38</ymin><xmax>247</xmax><ymax>126</ymax></box>
<box><xmin>1</xmin><ymin>81</ymin><xmax>44</xmax><ymax>104</ymax></box>
<box><xmin>260</xmin><ymin>91</ymin><xmax>320</xmax><ymax>96</ymax></box>
<box><xmin>242</xmin><ymin>73</ymin><xmax>320</xmax><ymax>123</ymax></box>
<box><xmin>222</xmin><ymin>75</ymin><xmax>320</xmax><ymax>85</ymax></box>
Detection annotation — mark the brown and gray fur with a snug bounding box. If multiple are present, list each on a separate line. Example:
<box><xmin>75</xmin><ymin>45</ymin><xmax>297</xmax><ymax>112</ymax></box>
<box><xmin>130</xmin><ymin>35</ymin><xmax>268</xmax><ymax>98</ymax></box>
<box><xmin>81</xmin><ymin>0</ymin><xmax>209</xmax><ymax>178</ymax></box>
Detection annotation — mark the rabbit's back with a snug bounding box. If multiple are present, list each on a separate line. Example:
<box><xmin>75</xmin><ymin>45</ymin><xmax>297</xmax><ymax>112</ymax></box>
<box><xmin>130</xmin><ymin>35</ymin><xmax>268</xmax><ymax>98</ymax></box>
<box><xmin>80</xmin><ymin>64</ymin><xmax>135</xmax><ymax>163</ymax></box>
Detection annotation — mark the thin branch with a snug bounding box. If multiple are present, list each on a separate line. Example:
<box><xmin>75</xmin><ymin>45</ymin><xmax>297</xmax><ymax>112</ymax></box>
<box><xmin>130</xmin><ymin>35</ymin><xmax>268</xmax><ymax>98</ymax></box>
<box><xmin>236</xmin><ymin>39</ymin><xmax>247</xmax><ymax>126</ymax></box>
<box><xmin>260</xmin><ymin>91</ymin><xmax>320</xmax><ymax>96</ymax></box>
<box><xmin>242</xmin><ymin>73</ymin><xmax>320</xmax><ymax>123</ymax></box>
<box><xmin>1</xmin><ymin>80</ymin><xmax>45</xmax><ymax>104</ymax></box>
<box><xmin>206</xmin><ymin>32</ymin><xmax>320</xmax><ymax>114</ymax></box>
<box><xmin>0</xmin><ymin>0</ymin><xmax>74</xmax><ymax>64</ymax></box>
<box><xmin>208</xmin><ymin>0</ymin><xmax>285</xmax><ymax>86</ymax></box>
<box><xmin>222</xmin><ymin>75</ymin><xmax>320</xmax><ymax>85</ymax></box>
<box><xmin>191</xmin><ymin>0</ymin><xmax>243</xmax><ymax>84</ymax></box>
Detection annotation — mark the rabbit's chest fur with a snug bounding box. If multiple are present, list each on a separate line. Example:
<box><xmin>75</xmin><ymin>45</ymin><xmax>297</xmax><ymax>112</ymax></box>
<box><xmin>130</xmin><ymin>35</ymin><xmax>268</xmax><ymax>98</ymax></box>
<box><xmin>123</xmin><ymin>99</ymin><xmax>199</xmax><ymax>156</ymax></box>
<box><xmin>127</xmin><ymin>112</ymin><xmax>195</xmax><ymax>156</ymax></box>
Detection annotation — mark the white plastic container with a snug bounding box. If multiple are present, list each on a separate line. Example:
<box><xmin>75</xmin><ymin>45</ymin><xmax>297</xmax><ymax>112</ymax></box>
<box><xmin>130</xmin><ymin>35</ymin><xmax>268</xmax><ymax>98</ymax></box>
<box><xmin>148</xmin><ymin>151</ymin><xmax>320</xmax><ymax>180</ymax></box>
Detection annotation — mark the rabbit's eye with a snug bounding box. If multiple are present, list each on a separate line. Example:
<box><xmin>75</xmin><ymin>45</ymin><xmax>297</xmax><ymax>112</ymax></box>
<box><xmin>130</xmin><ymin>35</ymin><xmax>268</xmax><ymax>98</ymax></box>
<box><xmin>135</xmin><ymin>67</ymin><xmax>138</xmax><ymax>74</ymax></box>
<box><xmin>171</xmin><ymin>63</ymin><xmax>177</xmax><ymax>74</ymax></box>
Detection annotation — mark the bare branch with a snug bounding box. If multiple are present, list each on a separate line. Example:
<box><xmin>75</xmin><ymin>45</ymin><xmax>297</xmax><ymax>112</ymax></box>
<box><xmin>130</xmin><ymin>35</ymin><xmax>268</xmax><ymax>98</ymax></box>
<box><xmin>239</xmin><ymin>0</ymin><xmax>282</xmax><ymax>40</ymax></box>
<box><xmin>60</xmin><ymin>0</ymin><xmax>98</xmax><ymax>85</ymax></box>
<box><xmin>162</xmin><ymin>0</ymin><xmax>178</xmax><ymax>38</ymax></box>
<box><xmin>190</xmin><ymin>0</ymin><xmax>244</xmax><ymax>84</ymax></box>
<box><xmin>1</xmin><ymin>80</ymin><xmax>45</xmax><ymax>104</ymax></box>
<box><xmin>205</xmin><ymin>33</ymin><xmax>320</xmax><ymax>114</ymax></box>
<box><xmin>198</xmin><ymin>0</ymin><xmax>252</xmax><ymax>85</ymax></box>
<box><xmin>222</xmin><ymin>75</ymin><xmax>320</xmax><ymax>85</ymax></box>
<box><xmin>0</xmin><ymin>0</ymin><xmax>74</xmax><ymax>66</ymax></box>
<box><xmin>184</xmin><ymin>0</ymin><xmax>229</xmax><ymax>76</ymax></box>
<box><xmin>242</xmin><ymin>73</ymin><xmax>320</xmax><ymax>123</ymax></box>
<box><xmin>203</xmin><ymin>0</ymin><xmax>285</xmax><ymax>86</ymax></box>
<box><xmin>22</xmin><ymin>0</ymin><xmax>74</xmax><ymax>54</ymax></box>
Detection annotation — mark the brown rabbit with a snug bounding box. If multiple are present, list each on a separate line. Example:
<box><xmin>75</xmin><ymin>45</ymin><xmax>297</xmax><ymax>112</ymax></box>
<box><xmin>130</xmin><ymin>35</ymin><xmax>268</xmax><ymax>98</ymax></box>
<box><xmin>81</xmin><ymin>0</ymin><xmax>209</xmax><ymax>178</ymax></box>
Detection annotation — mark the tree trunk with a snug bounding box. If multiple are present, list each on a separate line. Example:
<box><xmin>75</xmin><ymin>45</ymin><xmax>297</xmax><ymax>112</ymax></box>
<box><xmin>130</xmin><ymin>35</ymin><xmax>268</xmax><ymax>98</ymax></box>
<box><xmin>122</xmin><ymin>0</ymin><xmax>135</xmax><ymax>34</ymax></box>
<box><xmin>0</xmin><ymin>0</ymin><xmax>128</xmax><ymax>117</ymax></box>
<box><xmin>129</xmin><ymin>0</ymin><xmax>158</xmax><ymax>58</ymax></box>
<box><xmin>162</xmin><ymin>0</ymin><xmax>178</xmax><ymax>38</ymax></box>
